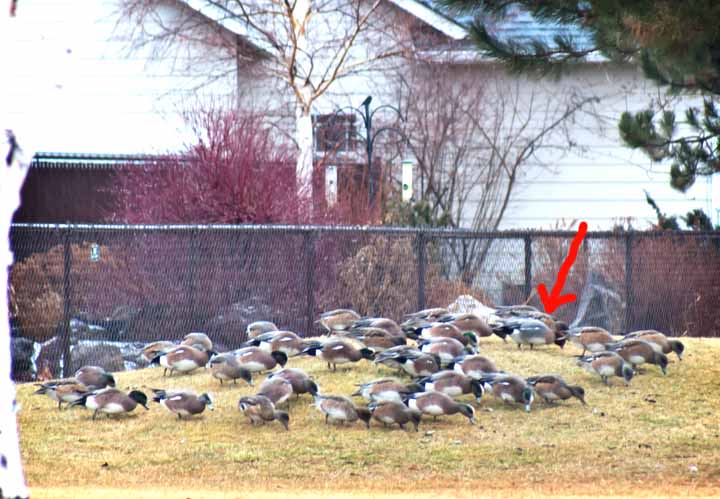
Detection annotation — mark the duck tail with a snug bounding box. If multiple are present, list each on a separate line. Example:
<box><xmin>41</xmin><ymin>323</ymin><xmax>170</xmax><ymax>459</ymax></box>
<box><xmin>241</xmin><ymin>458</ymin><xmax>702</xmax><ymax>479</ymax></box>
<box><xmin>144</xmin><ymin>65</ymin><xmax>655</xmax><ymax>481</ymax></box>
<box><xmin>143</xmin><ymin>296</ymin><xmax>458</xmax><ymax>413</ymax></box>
<box><xmin>67</xmin><ymin>395</ymin><xmax>89</xmax><ymax>409</ymax></box>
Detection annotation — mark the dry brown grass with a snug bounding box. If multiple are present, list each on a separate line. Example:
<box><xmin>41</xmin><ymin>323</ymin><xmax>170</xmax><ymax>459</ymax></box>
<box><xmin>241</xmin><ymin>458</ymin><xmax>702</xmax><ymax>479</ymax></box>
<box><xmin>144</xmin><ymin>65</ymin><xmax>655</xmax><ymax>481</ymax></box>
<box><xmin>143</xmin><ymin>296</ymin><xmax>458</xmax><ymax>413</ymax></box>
<box><xmin>17</xmin><ymin>338</ymin><xmax>720</xmax><ymax>498</ymax></box>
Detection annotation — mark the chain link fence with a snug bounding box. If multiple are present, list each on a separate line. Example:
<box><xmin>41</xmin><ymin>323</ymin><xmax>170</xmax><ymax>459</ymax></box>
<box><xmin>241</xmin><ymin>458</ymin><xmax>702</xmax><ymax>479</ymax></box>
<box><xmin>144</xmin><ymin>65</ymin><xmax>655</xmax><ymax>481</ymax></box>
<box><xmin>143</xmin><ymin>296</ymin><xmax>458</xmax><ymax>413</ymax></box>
<box><xmin>9</xmin><ymin>223</ymin><xmax>720</xmax><ymax>380</ymax></box>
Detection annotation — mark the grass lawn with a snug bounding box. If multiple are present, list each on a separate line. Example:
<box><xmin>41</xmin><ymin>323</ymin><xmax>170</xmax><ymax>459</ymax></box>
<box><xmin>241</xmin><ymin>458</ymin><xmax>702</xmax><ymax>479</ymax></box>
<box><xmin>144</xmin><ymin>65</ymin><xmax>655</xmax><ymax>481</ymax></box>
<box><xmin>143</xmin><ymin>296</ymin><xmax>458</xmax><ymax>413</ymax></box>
<box><xmin>16</xmin><ymin>337</ymin><xmax>720</xmax><ymax>498</ymax></box>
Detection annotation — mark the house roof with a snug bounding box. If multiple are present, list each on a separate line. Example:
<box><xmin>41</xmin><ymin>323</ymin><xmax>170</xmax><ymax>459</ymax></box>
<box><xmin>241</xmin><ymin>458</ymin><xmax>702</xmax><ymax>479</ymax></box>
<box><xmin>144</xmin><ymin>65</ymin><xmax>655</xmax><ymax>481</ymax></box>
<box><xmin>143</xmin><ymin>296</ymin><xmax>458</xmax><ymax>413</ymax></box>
<box><xmin>178</xmin><ymin>0</ymin><xmax>468</xmax><ymax>48</ymax></box>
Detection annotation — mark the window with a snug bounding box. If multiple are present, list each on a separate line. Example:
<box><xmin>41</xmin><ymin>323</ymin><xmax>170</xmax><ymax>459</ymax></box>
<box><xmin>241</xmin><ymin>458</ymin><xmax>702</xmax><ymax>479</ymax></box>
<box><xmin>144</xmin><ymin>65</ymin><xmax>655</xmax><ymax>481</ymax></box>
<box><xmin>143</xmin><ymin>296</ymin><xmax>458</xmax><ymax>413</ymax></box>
<box><xmin>314</xmin><ymin>113</ymin><xmax>359</xmax><ymax>153</ymax></box>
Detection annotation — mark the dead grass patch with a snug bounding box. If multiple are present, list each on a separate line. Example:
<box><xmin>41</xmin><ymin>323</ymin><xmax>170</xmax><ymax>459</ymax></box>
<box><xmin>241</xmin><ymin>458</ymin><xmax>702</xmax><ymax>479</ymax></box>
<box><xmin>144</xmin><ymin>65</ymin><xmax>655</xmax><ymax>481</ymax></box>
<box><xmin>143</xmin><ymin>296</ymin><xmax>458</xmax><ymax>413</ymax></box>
<box><xmin>17</xmin><ymin>338</ymin><xmax>720</xmax><ymax>498</ymax></box>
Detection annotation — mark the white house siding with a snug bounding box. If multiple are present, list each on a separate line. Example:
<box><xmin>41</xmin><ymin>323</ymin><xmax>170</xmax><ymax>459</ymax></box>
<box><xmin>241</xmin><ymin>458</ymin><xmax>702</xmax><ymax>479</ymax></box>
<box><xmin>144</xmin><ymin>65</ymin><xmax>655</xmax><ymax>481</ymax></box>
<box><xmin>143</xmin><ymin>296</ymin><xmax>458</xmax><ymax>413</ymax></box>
<box><xmin>8</xmin><ymin>0</ymin><xmax>245</xmax><ymax>154</ymax></box>
<box><xmin>477</xmin><ymin>64</ymin><xmax>713</xmax><ymax>230</ymax></box>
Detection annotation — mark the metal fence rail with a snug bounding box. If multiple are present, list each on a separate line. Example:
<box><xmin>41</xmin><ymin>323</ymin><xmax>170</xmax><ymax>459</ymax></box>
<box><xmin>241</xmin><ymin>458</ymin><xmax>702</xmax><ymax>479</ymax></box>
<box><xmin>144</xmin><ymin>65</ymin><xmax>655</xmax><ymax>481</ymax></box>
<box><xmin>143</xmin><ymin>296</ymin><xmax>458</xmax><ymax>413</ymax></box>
<box><xmin>9</xmin><ymin>223</ymin><xmax>720</xmax><ymax>379</ymax></box>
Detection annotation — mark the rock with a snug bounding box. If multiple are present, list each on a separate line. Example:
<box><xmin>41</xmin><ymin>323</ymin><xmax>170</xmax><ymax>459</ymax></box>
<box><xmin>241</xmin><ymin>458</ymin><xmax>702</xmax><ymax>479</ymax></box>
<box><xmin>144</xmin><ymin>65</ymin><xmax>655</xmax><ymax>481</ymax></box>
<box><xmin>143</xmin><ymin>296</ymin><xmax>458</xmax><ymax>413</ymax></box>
<box><xmin>205</xmin><ymin>298</ymin><xmax>276</xmax><ymax>347</ymax></box>
<box><xmin>11</xmin><ymin>337</ymin><xmax>37</xmax><ymax>381</ymax></box>
<box><xmin>70</xmin><ymin>343</ymin><xmax>125</xmax><ymax>372</ymax></box>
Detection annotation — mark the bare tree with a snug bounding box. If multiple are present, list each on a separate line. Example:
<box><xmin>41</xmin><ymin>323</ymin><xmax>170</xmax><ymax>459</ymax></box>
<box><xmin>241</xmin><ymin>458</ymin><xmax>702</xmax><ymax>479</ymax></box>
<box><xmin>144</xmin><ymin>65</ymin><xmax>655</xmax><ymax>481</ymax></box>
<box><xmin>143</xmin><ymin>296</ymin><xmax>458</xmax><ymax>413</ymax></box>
<box><xmin>394</xmin><ymin>58</ymin><xmax>598</xmax><ymax>283</ymax></box>
<box><xmin>117</xmin><ymin>0</ymin><xmax>421</xmax><ymax>196</ymax></box>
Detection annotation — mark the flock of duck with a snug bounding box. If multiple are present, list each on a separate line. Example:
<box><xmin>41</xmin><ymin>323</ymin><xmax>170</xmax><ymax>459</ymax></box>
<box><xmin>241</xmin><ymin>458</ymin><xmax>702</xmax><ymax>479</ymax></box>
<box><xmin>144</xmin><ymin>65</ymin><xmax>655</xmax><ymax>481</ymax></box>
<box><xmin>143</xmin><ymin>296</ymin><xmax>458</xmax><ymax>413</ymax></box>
<box><xmin>33</xmin><ymin>304</ymin><xmax>685</xmax><ymax>431</ymax></box>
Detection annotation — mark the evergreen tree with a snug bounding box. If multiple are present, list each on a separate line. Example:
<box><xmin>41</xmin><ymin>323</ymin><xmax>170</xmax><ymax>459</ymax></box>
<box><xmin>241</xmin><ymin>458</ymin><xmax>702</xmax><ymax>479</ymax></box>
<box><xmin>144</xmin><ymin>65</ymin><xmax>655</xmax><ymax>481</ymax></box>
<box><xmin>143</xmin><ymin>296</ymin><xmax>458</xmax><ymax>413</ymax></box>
<box><xmin>441</xmin><ymin>0</ymin><xmax>720</xmax><ymax>229</ymax></box>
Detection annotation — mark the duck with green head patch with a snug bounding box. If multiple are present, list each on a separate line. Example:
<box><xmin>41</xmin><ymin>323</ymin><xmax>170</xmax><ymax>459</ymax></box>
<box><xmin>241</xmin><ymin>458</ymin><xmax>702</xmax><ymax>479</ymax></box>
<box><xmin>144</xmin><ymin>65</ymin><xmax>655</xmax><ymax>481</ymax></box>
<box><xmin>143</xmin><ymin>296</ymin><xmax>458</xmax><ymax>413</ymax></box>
<box><xmin>480</xmin><ymin>374</ymin><xmax>534</xmax><ymax>412</ymax></box>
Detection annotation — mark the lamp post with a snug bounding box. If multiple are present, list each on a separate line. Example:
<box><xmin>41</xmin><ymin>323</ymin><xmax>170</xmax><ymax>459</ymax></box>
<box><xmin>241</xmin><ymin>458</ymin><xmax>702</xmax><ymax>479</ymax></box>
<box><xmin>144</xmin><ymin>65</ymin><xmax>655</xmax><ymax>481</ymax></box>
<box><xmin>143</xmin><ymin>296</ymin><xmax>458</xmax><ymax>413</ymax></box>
<box><xmin>319</xmin><ymin>96</ymin><xmax>406</xmax><ymax>210</ymax></box>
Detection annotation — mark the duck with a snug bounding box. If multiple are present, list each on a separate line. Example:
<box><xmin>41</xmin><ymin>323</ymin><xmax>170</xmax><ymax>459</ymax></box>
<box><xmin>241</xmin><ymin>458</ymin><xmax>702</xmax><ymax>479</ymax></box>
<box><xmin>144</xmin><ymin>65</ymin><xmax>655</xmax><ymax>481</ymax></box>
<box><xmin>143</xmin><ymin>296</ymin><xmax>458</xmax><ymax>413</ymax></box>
<box><xmin>493</xmin><ymin>317</ymin><xmax>567</xmax><ymax>350</ymax></box>
<box><xmin>151</xmin><ymin>389</ymin><xmax>213</xmax><ymax>419</ymax></box>
<box><xmin>419</xmin><ymin>337</ymin><xmax>473</xmax><ymax>367</ymax></box>
<box><xmin>316</xmin><ymin>309</ymin><xmax>361</xmax><ymax>333</ymax></box>
<box><xmin>525</xmin><ymin>374</ymin><xmax>586</xmax><ymax>405</ymax></box>
<box><xmin>312</xmin><ymin>394</ymin><xmax>371</xmax><ymax>428</ymax></box>
<box><xmin>606</xmin><ymin>339</ymin><xmax>669</xmax><ymax>375</ymax></box>
<box><xmin>406</xmin><ymin>391</ymin><xmax>476</xmax><ymax>424</ymax></box>
<box><xmin>34</xmin><ymin>380</ymin><xmax>90</xmax><ymax>410</ymax></box>
<box><xmin>400</xmin><ymin>307</ymin><xmax>447</xmax><ymax>336</ymax></box>
<box><xmin>267</xmin><ymin>368</ymin><xmax>319</xmax><ymax>398</ymax></box>
<box><xmin>576</xmin><ymin>351</ymin><xmax>635</xmax><ymax>386</ymax></box>
<box><xmin>347</xmin><ymin>328</ymin><xmax>406</xmax><ymax>352</ymax></box>
<box><xmin>142</xmin><ymin>341</ymin><xmax>177</xmax><ymax>363</ymax></box>
<box><xmin>69</xmin><ymin>388</ymin><xmax>149</xmax><ymax>420</ymax></box>
<box><xmin>395</xmin><ymin>352</ymin><xmax>442</xmax><ymax>377</ymax></box>
<box><xmin>369</xmin><ymin>401</ymin><xmax>421</xmax><ymax>431</ymax></box>
<box><xmin>479</xmin><ymin>374</ymin><xmax>534</xmax><ymax>412</ymax></box>
<box><xmin>418</xmin><ymin>371</ymin><xmax>484</xmax><ymax>403</ymax></box>
<box><xmin>350</xmin><ymin>317</ymin><xmax>405</xmax><ymax>338</ymax></box>
<box><xmin>624</xmin><ymin>330</ymin><xmax>684</xmax><ymax>361</ymax></box>
<box><xmin>257</xmin><ymin>377</ymin><xmax>294</xmax><ymax>407</ymax></box>
<box><xmin>232</xmin><ymin>346</ymin><xmax>288</xmax><ymax>373</ymax></box>
<box><xmin>352</xmin><ymin>378</ymin><xmax>423</xmax><ymax>403</ymax></box>
<box><xmin>450</xmin><ymin>354</ymin><xmax>499</xmax><ymax>379</ymax></box>
<box><xmin>567</xmin><ymin>326</ymin><xmax>616</xmax><ymax>355</ymax></box>
<box><xmin>373</xmin><ymin>345</ymin><xmax>423</xmax><ymax>370</ymax></box>
<box><xmin>151</xmin><ymin>344</ymin><xmax>216</xmax><ymax>376</ymax></box>
<box><xmin>238</xmin><ymin>395</ymin><xmax>289</xmax><ymax>430</ymax></box>
<box><xmin>403</xmin><ymin>307</ymin><xmax>448</xmax><ymax>322</ymax></box>
<box><xmin>208</xmin><ymin>353</ymin><xmax>254</xmax><ymax>386</ymax></box>
<box><xmin>301</xmin><ymin>339</ymin><xmax>374</xmax><ymax>371</ymax></box>
<box><xmin>416</xmin><ymin>323</ymin><xmax>479</xmax><ymax>347</ymax></box>
<box><xmin>437</xmin><ymin>313</ymin><xmax>494</xmax><ymax>339</ymax></box>
<box><xmin>181</xmin><ymin>332</ymin><xmax>213</xmax><ymax>351</ymax></box>
<box><xmin>246</xmin><ymin>321</ymin><xmax>278</xmax><ymax>339</ymax></box>
<box><xmin>243</xmin><ymin>330</ymin><xmax>308</xmax><ymax>357</ymax></box>
<box><xmin>74</xmin><ymin>366</ymin><xmax>116</xmax><ymax>390</ymax></box>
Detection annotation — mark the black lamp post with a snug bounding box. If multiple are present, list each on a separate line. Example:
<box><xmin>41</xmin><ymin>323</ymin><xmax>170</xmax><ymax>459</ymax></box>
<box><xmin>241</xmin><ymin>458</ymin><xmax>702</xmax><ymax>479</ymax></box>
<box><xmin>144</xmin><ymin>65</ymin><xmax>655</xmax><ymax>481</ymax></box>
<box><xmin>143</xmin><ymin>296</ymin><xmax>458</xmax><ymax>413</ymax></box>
<box><xmin>318</xmin><ymin>96</ymin><xmax>405</xmax><ymax>210</ymax></box>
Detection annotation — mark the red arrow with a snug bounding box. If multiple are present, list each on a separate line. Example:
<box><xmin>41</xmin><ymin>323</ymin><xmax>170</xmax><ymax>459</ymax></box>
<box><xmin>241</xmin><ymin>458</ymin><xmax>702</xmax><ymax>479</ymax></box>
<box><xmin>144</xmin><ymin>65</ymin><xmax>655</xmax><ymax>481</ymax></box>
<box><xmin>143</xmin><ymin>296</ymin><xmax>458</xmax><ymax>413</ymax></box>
<box><xmin>537</xmin><ymin>221</ymin><xmax>588</xmax><ymax>314</ymax></box>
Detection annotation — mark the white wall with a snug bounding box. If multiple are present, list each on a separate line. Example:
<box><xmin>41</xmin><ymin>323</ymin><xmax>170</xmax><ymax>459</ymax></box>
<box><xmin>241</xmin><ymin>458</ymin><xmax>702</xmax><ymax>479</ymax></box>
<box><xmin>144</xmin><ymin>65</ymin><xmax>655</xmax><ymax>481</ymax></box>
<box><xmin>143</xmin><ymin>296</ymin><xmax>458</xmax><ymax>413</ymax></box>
<box><xmin>490</xmin><ymin>64</ymin><xmax>711</xmax><ymax>230</ymax></box>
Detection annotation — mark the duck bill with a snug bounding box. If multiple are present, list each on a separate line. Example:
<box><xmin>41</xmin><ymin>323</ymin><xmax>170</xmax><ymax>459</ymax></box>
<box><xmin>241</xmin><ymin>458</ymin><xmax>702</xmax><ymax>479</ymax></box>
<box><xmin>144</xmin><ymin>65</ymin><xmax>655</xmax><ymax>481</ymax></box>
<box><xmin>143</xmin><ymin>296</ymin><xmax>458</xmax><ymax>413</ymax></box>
<box><xmin>524</xmin><ymin>403</ymin><xmax>531</xmax><ymax>413</ymax></box>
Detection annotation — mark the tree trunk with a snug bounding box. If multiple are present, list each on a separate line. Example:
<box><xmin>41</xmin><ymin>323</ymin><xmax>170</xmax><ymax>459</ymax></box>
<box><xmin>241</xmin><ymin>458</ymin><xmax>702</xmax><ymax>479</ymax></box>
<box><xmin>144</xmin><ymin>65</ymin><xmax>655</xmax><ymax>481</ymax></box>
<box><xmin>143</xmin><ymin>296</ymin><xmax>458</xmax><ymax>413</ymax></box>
<box><xmin>0</xmin><ymin>153</ymin><xmax>30</xmax><ymax>498</ymax></box>
<box><xmin>295</xmin><ymin>105</ymin><xmax>314</xmax><ymax>194</ymax></box>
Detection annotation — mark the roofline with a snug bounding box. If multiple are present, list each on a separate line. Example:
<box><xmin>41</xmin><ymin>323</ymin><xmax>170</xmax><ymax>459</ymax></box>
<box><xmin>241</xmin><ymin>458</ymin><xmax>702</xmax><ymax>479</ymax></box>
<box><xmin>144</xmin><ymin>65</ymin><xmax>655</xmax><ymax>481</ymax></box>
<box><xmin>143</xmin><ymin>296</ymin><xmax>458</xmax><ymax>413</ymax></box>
<box><xmin>386</xmin><ymin>0</ymin><xmax>468</xmax><ymax>40</ymax></box>
<box><xmin>177</xmin><ymin>0</ymin><xmax>274</xmax><ymax>54</ymax></box>
<box><xmin>179</xmin><ymin>0</ymin><xmax>468</xmax><ymax>48</ymax></box>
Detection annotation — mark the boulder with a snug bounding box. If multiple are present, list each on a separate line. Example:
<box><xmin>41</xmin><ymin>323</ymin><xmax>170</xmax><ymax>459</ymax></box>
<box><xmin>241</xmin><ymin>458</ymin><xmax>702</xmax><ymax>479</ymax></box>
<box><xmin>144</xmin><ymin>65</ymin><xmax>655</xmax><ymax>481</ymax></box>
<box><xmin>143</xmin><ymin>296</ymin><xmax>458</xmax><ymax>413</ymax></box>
<box><xmin>11</xmin><ymin>337</ymin><xmax>37</xmax><ymax>381</ymax></box>
<box><xmin>70</xmin><ymin>343</ymin><xmax>125</xmax><ymax>372</ymax></box>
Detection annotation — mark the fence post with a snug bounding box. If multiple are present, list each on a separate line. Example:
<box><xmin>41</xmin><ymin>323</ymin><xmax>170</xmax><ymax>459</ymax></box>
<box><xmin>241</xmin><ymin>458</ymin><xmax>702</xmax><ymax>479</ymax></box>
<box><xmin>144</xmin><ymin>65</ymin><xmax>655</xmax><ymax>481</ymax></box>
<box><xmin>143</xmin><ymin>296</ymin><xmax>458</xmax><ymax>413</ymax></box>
<box><xmin>624</xmin><ymin>232</ymin><xmax>634</xmax><ymax>333</ymax></box>
<box><xmin>416</xmin><ymin>231</ymin><xmax>426</xmax><ymax>310</ymax></box>
<box><xmin>187</xmin><ymin>228</ymin><xmax>199</xmax><ymax>331</ymax></box>
<box><xmin>524</xmin><ymin>235</ymin><xmax>532</xmax><ymax>300</ymax></box>
<box><xmin>60</xmin><ymin>226</ymin><xmax>73</xmax><ymax>377</ymax></box>
<box><xmin>304</xmin><ymin>230</ymin><xmax>316</xmax><ymax>337</ymax></box>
